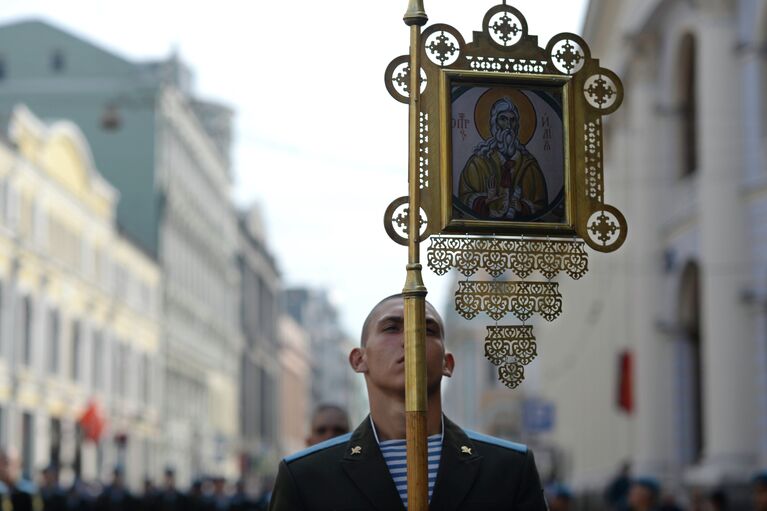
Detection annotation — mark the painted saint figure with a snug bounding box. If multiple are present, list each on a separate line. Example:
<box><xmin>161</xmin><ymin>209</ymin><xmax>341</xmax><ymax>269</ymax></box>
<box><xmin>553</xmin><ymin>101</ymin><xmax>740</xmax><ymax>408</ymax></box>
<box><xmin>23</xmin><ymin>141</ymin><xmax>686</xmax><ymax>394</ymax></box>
<box><xmin>458</xmin><ymin>97</ymin><xmax>547</xmax><ymax>220</ymax></box>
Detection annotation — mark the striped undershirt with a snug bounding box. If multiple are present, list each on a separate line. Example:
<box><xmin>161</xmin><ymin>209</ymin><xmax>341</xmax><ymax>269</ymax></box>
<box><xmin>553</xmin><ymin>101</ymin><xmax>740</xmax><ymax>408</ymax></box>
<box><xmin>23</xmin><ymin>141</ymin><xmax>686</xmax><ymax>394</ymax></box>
<box><xmin>371</xmin><ymin>417</ymin><xmax>443</xmax><ymax>508</ymax></box>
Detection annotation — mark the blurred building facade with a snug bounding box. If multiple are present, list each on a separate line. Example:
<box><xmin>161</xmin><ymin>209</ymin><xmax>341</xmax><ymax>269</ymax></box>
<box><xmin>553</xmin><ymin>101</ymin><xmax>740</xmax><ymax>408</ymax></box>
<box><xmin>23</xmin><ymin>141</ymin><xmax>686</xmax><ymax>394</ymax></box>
<box><xmin>0</xmin><ymin>20</ymin><xmax>242</xmax><ymax>482</ymax></box>
<box><xmin>534</xmin><ymin>0</ymin><xmax>767</xmax><ymax>494</ymax></box>
<box><xmin>278</xmin><ymin>314</ymin><xmax>311</xmax><ymax>456</ymax></box>
<box><xmin>283</xmin><ymin>288</ymin><xmax>366</xmax><ymax>425</ymax></box>
<box><xmin>238</xmin><ymin>206</ymin><xmax>281</xmax><ymax>474</ymax></box>
<box><xmin>0</xmin><ymin>106</ymin><xmax>162</xmax><ymax>487</ymax></box>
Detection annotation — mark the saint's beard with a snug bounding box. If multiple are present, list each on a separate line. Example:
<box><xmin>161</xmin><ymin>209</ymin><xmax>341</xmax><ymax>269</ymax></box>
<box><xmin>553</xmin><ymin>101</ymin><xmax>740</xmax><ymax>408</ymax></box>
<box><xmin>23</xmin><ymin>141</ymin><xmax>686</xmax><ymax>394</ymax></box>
<box><xmin>494</xmin><ymin>127</ymin><xmax>519</xmax><ymax>159</ymax></box>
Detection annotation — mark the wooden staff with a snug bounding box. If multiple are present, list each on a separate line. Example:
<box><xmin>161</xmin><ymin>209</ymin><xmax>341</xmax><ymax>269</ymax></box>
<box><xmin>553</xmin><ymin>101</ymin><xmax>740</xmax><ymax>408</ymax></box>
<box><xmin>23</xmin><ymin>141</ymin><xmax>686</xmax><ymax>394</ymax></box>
<box><xmin>402</xmin><ymin>1</ymin><xmax>428</xmax><ymax>510</ymax></box>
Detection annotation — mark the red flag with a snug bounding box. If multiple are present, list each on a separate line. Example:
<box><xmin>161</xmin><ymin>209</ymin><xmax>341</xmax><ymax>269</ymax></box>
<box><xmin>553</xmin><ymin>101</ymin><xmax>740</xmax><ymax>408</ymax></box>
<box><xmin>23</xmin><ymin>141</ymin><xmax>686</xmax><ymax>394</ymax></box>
<box><xmin>617</xmin><ymin>351</ymin><xmax>634</xmax><ymax>414</ymax></box>
<box><xmin>79</xmin><ymin>401</ymin><xmax>106</xmax><ymax>442</ymax></box>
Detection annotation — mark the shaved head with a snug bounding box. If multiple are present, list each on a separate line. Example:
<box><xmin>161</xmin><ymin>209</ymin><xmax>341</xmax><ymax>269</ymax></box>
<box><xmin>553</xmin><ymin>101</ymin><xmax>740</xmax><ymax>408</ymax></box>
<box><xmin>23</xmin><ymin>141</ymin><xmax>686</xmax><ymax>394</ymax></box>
<box><xmin>360</xmin><ymin>294</ymin><xmax>444</xmax><ymax>346</ymax></box>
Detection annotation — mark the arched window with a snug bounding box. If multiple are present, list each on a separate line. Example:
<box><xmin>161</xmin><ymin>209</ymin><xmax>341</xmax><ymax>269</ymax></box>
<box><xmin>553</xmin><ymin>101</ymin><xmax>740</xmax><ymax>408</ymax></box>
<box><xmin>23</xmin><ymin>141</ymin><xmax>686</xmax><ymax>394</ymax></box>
<box><xmin>677</xmin><ymin>34</ymin><xmax>698</xmax><ymax>177</ymax></box>
<box><xmin>677</xmin><ymin>261</ymin><xmax>703</xmax><ymax>464</ymax></box>
<box><xmin>50</xmin><ymin>49</ymin><xmax>65</xmax><ymax>73</ymax></box>
<box><xmin>761</xmin><ymin>15</ymin><xmax>767</xmax><ymax>159</ymax></box>
<box><xmin>21</xmin><ymin>295</ymin><xmax>33</xmax><ymax>366</ymax></box>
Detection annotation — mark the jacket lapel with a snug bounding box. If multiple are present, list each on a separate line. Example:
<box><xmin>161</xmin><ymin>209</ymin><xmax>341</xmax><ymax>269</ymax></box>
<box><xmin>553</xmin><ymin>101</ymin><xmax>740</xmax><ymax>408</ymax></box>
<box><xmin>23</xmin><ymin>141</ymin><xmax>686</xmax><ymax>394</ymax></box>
<box><xmin>429</xmin><ymin>416</ymin><xmax>482</xmax><ymax>511</ymax></box>
<box><xmin>340</xmin><ymin>417</ymin><xmax>406</xmax><ymax>511</ymax></box>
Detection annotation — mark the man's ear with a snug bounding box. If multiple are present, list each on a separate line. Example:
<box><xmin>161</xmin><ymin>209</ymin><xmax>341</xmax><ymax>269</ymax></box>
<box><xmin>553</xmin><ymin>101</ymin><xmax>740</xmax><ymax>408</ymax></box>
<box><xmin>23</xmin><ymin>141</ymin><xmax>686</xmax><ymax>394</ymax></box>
<box><xmin>442</xmin><ymin>352</ymin><xmax>455</xmax><ymax>378</ymax></box>
<box><xmin>349</xmin><ymin>347</ymin><xmax>368</xmax><ymax>373</ymax></box>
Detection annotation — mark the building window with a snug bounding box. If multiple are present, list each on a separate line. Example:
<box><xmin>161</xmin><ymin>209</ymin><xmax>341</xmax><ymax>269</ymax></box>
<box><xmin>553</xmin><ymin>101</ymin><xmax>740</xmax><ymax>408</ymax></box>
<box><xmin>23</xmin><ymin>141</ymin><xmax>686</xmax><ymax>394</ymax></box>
<box><xmin>140</xmin><ymin>353</ymin><xmax>150</xmax><ymax>404</ymax></box>
<box><xmin>114</xmin><ymin>341</ymin><xmax>127</xmax><ymax>397</ymax></box>
<box><xmin>70</xmin><ymin>321</ymin><xmax>81</xmax><ymax>381</ymax></box>
<box><xmin>677</xmin><ymin>261</ymin><xmax>703</xmax><ymax>465</ymax></box>
<box><xmin>678</xmin><ymin>34</ymin><xmax>698</xmax><ymax>177</ymax></box>
<box><xmin>21</xmin><ymin>412</ymin><xmax>34</xmax><ymax>480</ymax></box>
<box><xmin>50</xmin><ymin>49</ymin><xmax>65</xmax><ymax>73</ymax></box>
<box><xmin>47</xmin><ymin>308</ymin><xmax>60</xmax><ymax>374</ymax></box>
<box><xmin>49</xmin><ymin>418</ymin><xmax>62</xmax><ymax>468</ymax></box>
<box><xmin>21</xmin><ymin>295</ymin><xmax>33</xmax><ymax>366</ymax></box>
<box><xmin>0</xmin><ymin>280</ymin><xmax>4</xmax><ymax>358</ymax></box>
<box><xmin>92</xmin><ymin>331</ymin><xmax>103</xmax><ymax>388</ymax></box>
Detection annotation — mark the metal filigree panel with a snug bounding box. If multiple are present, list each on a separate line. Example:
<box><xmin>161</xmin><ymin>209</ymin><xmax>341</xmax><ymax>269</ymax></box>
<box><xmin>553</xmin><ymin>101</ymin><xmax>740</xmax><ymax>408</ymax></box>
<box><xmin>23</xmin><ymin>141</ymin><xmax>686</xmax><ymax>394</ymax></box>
<box><xmin>484</xmin><ymin>325</ymin><xmax>537</xmax><ymax>365</ymax></box>
<box><xmin>428</xmin><ymin>235</ymin><xmax>588</xmax><ymax>279</ymax></box>
<box><xmin>498</xmin><ymin>363</ymin><xmax>525</xmax><ymax>389</ymax></box>
<box><xmin>384</xmin><ymin>196</ymin><xmax>430</xmax><ymax>246</ymax></box>
<box><xmin>484</xmin><ymin>325</ymin><xmax>537</xmax><ymax>389</ymax></box>
<box><xmin>455</xmin><ymin>281</ymin><xmax>562</xmax><ymax>322</ymax></box>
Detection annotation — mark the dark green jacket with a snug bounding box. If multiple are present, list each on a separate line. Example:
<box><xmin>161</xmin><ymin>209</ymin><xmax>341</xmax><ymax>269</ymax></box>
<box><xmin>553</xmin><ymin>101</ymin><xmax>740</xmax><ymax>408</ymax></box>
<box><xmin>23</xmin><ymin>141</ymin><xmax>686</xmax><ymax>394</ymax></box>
<box><xmin>269</xmin><ymin>415</ymin><xmax>548</xmax><ymax>511</ymax></box>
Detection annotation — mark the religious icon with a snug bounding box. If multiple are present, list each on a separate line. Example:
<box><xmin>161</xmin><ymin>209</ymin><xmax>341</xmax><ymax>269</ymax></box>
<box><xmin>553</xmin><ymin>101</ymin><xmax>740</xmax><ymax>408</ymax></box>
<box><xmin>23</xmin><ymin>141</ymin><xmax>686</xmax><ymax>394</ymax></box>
<box><xmin>385</xmin><ymin>15</ymin><xmax>626</xmax><ymax>250</ymax></box>
<box><xmin>451</xmin><ymin>83</ymin><xmax>566</xmax><ymax>225</ymax></box>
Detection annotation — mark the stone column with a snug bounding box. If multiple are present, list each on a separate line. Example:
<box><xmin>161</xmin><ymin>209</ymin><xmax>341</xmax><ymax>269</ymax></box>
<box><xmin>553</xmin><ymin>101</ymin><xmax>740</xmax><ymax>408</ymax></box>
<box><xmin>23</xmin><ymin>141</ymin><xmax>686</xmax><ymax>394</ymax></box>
<box><xmin>738</xmin><ymin>24</ymin><xmax>767</xmax><ymax>470</ymax></box>
<box><xmin>628</xmin><ymin>39</ymin><xmax>676</xmax><ymax>480</ymax></box>
<box><xmin>696</xmin><ymin>10</ymin><xmax>757</xmax><ymax>482</ymax></box>
<box><xmin>753</xmin><ymin>300</ymin><xmax>767</xmax><ymax>469</ymax></box>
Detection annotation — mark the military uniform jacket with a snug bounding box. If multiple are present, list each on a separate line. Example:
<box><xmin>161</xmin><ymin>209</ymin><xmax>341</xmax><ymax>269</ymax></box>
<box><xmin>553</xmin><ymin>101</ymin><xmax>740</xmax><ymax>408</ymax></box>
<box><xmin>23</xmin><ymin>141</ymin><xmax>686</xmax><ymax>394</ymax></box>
<box><xmin>269</xmin><ymin>415</ymin><xmax>548</xmax><ymax>511</ymax></box>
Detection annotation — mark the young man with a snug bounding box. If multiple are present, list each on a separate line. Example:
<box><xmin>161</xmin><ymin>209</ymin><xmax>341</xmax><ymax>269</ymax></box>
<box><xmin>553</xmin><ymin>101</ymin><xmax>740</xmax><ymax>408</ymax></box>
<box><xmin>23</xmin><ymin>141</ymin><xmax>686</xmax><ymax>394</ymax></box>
<box><xmin>269</xmin><ymin>295</ymin><xmax>548</xmax><ymax>510</ymax></box>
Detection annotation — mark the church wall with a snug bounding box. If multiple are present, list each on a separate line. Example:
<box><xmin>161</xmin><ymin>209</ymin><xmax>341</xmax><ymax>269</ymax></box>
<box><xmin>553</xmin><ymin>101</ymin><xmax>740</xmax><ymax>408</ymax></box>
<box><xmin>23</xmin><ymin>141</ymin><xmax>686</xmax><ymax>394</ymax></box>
<box><xmin>537</xmin><ymin>0</ymin><xmax>766</xmax><ymax>493</ymax></box>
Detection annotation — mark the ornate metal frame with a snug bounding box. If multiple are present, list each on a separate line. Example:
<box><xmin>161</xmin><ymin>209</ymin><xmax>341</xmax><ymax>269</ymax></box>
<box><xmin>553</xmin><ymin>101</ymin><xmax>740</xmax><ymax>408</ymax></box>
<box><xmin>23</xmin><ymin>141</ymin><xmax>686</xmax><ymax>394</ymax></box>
<box><xmin>385</xmin><ymin>3</ymin><xmax>627</xmax><ymax>253</ymax></box>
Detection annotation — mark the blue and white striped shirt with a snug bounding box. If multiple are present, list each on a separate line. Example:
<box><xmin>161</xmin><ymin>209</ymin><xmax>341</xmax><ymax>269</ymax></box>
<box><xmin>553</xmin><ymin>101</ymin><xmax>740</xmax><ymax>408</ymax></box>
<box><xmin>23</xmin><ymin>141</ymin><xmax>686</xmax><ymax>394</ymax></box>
<box><xmin>371</xmin><ymin>417</ymin><xmax>443</xmax><ymax>508</ymax></box>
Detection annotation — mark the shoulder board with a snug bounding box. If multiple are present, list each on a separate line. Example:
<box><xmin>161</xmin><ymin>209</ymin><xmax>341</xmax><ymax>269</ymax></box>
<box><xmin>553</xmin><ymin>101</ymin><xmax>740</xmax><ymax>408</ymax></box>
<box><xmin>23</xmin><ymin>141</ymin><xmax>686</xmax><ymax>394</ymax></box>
<box><xmin>284</xmin><ymin>432</ymin><xmax>353</xmax><ymax>464</ymax></box>
<box><xmin>465</xmin><ymin>430</ymin><xmax>528</xmax><ymax>453</ymax></box>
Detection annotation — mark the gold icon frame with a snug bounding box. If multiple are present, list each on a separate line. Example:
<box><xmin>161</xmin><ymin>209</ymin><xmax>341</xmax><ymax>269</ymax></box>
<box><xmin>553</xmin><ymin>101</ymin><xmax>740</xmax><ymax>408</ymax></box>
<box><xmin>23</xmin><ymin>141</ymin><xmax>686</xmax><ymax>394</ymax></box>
<box><xmin>385</xmin><ymin>4</ymin><xmax>627</xmax><ymax>253</ymax></box>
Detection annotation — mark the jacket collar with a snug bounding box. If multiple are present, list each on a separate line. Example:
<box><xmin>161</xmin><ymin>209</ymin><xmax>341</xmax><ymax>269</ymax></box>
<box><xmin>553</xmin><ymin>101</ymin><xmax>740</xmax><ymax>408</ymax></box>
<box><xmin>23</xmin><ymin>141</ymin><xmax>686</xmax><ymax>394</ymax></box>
<box><xmin>429</xmin><ymin>415</ymin><xmax>483</xmax><ymax>511</ymax></box>
<box><xmin>340</xmin><ymin>416</ymin><xmax>406</xmax><ymax>511</ymax></box>
<box><xmin>340</xmin><ymin>415</ymin><xmax>482</xmax><ymax>511</ymax></box>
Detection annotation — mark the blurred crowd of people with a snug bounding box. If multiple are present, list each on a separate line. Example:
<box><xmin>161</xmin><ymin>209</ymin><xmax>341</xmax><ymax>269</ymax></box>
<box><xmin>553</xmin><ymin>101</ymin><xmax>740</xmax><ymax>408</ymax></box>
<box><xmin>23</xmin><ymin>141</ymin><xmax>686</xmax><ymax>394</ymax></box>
<box><xmin>0</xmin><ymin>404</ymin><xmax>354</xmax><ymax>511</ymax></box>
<box><xmin>546</xmin><ymin>462</ymin><xmax>767</xmax><ymax>511</ymax></box>
<box><xmin>4</xmin><ymin>401</ymin><xmax>767</xmax><ymax>511</ymax></box>
<box><xmin>1</xmin><ymin>448</ymin><xmax>272</xmax><ymax>511</ymax></box>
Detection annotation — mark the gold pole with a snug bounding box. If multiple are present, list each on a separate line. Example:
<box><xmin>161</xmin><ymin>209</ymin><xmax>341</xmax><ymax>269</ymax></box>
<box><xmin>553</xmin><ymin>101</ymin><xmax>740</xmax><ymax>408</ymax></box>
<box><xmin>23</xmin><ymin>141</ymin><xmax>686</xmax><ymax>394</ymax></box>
<box><xmin>403</xmin><ymin>1</ymin><xmax>428</xmax><ymax>510</ymax></box>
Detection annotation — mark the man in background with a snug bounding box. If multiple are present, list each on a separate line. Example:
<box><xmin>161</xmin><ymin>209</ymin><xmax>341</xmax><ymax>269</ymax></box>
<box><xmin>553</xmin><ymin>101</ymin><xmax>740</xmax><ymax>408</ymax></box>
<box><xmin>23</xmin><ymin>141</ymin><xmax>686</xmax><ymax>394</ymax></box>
<box><xmin>627</xmin><ymin>477</ymin><xmax>660</xmax><ymax>511</ymax></box>
<box><xmin>0</xmin><ymin>447</ymin><xmax>41</xmax><ymax>511</ymax></box>
<box><xmin>153</xmin><ymin>468</ymin><xmax>187</xmax><ymax>511</ymax></box>
<box><xmin>39</xmin><ymin>465</ymin><xmax>66</xmax><ymax>511</ymax></box>
<box><xmin>547</xmin><ymin>483</ymin><xmax>573</xmax><ymax>511</ymax></box>
<box><xmin>306</xmin><ymin>404</ymin><xmax>350</xmax><ymax>447</ymax></box>
<box><xmin>94</xmin><ymin>466</ymin><xmax>137</xmax><ymax>511</ymax></box>
<box><xmin>753</xmin><ymin>471</ymin><xmax>767</xmax><ymax>511</ymax></box>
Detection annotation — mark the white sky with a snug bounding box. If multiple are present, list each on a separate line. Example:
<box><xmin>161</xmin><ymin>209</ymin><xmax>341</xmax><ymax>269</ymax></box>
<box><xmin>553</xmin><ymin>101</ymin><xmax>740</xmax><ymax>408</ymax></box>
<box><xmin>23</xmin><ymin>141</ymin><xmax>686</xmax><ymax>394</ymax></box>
<box><xmin>0</xmin><ymin>0</ymin><xmax>588</xmax><ymax>338</ymax></box>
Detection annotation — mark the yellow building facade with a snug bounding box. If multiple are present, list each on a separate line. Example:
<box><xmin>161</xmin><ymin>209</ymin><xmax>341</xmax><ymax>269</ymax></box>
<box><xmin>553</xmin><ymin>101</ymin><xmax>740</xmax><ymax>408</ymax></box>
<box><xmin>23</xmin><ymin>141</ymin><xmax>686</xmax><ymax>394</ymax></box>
<box><xmin>0</xmin><ymin>105</ymin><xmax>162</xmax><ymax>488</ymax></box>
